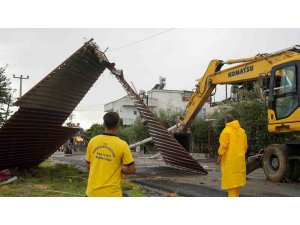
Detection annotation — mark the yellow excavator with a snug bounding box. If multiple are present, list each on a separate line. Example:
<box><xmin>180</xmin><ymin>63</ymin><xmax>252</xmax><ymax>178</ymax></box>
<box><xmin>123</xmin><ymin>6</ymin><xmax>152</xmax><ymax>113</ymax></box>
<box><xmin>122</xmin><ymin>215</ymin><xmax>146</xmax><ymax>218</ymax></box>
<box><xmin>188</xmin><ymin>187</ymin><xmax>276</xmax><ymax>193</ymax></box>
<box><xmin>177</xmin><ymin>45</ymin><xmax>300</xmax><ymax>182</ymax></box>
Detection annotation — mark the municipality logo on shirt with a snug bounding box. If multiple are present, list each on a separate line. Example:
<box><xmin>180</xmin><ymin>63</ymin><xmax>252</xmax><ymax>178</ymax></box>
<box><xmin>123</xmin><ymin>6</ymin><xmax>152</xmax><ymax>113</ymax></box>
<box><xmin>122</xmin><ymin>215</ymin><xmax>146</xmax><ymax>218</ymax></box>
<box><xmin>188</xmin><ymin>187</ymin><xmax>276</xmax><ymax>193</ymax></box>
<box><xmin>93</xmin><ymin>143</ymin><xmax>115</xmax><ymax>156</ymax></box>
<box><xmin>96</xmin><ymin>152</ymin><xmax>112</xmax><ymax>162</ymax></box>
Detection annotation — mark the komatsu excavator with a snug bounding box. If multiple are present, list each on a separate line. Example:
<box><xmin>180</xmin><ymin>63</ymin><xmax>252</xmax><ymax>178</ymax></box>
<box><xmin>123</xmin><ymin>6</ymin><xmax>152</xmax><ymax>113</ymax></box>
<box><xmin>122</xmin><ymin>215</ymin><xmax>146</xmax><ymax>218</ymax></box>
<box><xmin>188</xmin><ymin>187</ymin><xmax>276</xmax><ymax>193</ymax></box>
<box><xmin>178</xmin><ymin>45</ymin><xmax>300</xmax><ymax>182</ymax></box>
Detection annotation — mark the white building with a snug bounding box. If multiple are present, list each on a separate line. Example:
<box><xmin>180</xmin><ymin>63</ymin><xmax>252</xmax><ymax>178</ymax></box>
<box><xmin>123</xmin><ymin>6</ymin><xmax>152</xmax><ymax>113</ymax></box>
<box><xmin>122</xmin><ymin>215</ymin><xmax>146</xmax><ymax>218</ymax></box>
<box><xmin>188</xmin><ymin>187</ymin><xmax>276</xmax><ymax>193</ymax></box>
<box><xmin>104</xmin><ymin>95</ymin><xmax>158</xmax><ymax>125</ymax></box>
<box><xmin>104</xmin><ymin>89</ymin><xmax>210</xmax><ymax>125</ymax></box>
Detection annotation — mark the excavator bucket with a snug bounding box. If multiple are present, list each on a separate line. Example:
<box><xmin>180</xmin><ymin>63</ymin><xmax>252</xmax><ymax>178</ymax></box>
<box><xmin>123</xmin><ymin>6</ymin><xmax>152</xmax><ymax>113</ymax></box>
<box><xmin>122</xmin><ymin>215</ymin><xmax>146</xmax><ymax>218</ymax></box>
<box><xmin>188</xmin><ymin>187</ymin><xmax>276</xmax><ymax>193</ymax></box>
<box><xmin>0</xmin><ymin>40</ymin><xmax>109</xmax><ymax>170</ymax></box>
<box><xmin>106</xmin><ymin>65</ymin><xmax>208</xmax><ymax>174</ymax></box>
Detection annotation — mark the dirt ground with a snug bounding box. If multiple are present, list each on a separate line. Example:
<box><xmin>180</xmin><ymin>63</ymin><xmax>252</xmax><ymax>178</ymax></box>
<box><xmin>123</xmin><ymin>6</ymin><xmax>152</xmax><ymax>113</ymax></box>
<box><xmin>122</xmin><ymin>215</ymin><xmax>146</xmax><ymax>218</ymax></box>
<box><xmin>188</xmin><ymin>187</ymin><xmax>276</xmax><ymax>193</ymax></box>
<box><xmin>50</xmin><ymin>151</ymin><xmax>300</xmax><ymax>197</ymax></box>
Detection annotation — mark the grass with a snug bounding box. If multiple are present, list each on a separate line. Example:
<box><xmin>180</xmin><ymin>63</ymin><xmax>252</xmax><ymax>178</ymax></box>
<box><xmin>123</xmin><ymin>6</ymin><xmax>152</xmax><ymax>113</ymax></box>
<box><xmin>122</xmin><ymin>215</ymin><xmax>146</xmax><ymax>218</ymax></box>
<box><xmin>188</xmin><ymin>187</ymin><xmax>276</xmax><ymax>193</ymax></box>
<box><xmin>121</xmin><ymin>179</ymin><xmax>145</xmax><ymax>197</ymax></box>
<box><xmin>0</xmin><ymin>161</ymin><xmax>145</xmax><ymax>197</ymax></box>
<box><xmin>163</xmin><ymin>192</ymin><xmax>178</xmax><ymax>197</ymax></box>
<box><xmin>39</xmin><ymin>160</ymin><xmax>52</xmax><ymax>168</ymax></box>
<box><xmin>0</xmin><ymin>162</ymin><xmax>88</xmax><ymax>197</ymax></box>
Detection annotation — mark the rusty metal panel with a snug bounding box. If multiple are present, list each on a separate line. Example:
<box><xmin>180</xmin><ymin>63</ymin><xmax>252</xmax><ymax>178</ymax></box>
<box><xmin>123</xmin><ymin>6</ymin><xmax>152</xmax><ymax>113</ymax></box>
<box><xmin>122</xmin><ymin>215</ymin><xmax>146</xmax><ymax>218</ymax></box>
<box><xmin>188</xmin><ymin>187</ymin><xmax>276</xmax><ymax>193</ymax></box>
<box><xmin>0</xmin><ymin>107</ymin><xmax>79</xmax><ymax>169</ymax></box>
<box><xmin>106</xmin><ymin>64</ymin><xmax>207</xmax><ymax>174</ymax></box>
<box><xmin>14</xmin><ymin>40</ymin><xmax>108</xmax><ymax>112</ymax></box>
<box><xmin>0</xmin><ymin>40</ymin><xmax>108</xmax><ymax>169</ymax></box>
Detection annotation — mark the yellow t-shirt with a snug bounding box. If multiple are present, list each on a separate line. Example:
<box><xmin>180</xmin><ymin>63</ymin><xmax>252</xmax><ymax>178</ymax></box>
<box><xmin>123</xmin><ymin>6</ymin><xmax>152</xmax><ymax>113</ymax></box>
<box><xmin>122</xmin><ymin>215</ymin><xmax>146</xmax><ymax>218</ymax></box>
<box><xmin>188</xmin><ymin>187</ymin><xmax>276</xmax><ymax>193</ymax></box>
<box><xmin>85</xmin><ymin>133</ymin><xmax>134</xmax><ymax>197</ymax></box>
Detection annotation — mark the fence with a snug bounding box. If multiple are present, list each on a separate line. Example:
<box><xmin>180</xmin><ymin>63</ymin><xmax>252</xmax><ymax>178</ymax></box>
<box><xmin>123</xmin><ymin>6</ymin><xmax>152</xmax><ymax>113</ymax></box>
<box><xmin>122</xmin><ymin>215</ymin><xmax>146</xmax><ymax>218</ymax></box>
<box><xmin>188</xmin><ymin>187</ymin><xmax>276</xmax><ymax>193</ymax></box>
<box><xmin>192</xmin><ymin>136</ymin><xmax>266</xmax><ymax>156</ymax></box>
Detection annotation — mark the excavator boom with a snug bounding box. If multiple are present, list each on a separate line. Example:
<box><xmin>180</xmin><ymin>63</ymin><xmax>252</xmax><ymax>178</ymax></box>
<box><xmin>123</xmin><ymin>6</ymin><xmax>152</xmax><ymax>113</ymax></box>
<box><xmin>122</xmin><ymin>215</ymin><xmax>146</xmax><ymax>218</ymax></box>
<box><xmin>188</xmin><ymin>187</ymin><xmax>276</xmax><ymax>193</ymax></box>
<box><xmin>180</xmin><ymin>45</ymin><xmax>300</xmax><ymax>133</ymax></box>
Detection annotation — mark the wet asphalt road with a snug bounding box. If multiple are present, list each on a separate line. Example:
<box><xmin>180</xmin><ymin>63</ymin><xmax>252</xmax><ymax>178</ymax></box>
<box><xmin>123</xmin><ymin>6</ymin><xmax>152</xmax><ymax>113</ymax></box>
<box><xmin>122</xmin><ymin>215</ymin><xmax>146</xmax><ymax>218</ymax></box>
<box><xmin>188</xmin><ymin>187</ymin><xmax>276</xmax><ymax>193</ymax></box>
<box><xmin>50</xmin><ymin>152</ymin><xmax>300</xmax><ymax>197</ymax></box>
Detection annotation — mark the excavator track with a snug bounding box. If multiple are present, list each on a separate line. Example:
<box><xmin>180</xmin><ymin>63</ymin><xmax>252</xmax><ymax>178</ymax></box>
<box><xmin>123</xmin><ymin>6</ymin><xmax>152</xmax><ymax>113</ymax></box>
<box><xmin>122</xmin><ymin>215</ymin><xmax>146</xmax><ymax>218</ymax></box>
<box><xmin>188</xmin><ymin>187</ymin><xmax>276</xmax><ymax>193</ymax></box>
<box><xmin>106</xmin><ymin>65</ymin><xmax>207</xmax><ymax>174</ymax></box>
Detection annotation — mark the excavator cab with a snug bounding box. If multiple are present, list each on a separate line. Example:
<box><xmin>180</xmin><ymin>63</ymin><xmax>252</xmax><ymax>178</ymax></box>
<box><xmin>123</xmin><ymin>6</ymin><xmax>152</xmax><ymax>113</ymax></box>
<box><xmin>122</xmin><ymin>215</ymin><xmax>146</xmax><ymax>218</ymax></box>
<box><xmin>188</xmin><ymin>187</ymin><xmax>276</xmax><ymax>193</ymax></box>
<box><xmin>257</xmin><ymin>61</ymin><xmax>300</xmax><ymax>182</ymax></box>
<box><xmin>268</xmin><ymin>61</ymin><xmax>300</xmax><ymax>132</ymax></box>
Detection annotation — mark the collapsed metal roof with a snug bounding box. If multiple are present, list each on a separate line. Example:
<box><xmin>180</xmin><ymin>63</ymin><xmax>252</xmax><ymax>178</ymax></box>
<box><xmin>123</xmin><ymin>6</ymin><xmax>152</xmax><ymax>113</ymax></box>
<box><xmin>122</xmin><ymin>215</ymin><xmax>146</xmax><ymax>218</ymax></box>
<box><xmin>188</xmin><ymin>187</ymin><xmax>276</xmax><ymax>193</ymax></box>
<box><xmin>1</xmin><ymin>39</ymin><xmax>207</xmax><ymax>174</ymax></box>
<box><xmin>0</xmin><ymin>39</ymin><xmax>108</xmax><ymax>170</ymax></box>
<box><xmin>106</xmin><ymin>64</ymin><xmax>208</xmax><ymax>174</ymax></box>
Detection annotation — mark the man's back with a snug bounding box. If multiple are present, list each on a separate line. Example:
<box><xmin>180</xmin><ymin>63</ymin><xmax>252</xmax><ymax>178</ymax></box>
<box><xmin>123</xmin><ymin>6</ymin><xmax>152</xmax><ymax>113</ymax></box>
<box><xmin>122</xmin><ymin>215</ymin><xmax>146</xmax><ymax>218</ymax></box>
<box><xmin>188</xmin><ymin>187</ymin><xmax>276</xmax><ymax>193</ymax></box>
<box><xmin>86</xmin><ymin>133</ymin><xmax>134</xmax><ymax>197</ymax></box>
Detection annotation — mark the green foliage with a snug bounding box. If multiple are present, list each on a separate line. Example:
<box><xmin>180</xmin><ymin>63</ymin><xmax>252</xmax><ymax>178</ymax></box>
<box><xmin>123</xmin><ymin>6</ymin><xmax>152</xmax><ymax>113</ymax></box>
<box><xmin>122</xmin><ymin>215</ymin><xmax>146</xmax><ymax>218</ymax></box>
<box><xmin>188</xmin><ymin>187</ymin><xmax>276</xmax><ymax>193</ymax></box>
<box><xmin>0</xmin><ymin>163</ymin><xmax>88</xmax><ymax>197</ymax></box>
<box><xmin>154</xmin><ymin>109</ymin><xmax>182</xmax><ymax>128</ymax></box>
<box><xmin>121</xmin><ymin>180</ymin><xmax>145</xmax><ymax>197</ymax></box>
<box><xmin>84</xmin><ymin>123</ymin><xmax>104</xmax><ymax>141</ymax></box>
<box><xmin>128</xmin><ymin>188</ymin><xmax>145</xmax><ymax>197</ymax></box>
<box><xmin>118</xmin><ymin>109</ymin><xmax>183</xmax><ymax>144</ymax></box>
<box><xmin>211</xmin><ymin>83</ymin><xmax>295</xmax><ymax>153</ymax></box>
<box><xmin>190</xmin><ymin>116</ymin><xmax>210</xmax><ymax>151</ymax></box>
<box><xmin>84</xmin><ymin>83</ymin><xmax>296</xmax><ymax>154</ymax></box>
<box><xmin>118</xmin><ymin>118</ymin><xmax>149</xmax><ymax>144</ymax></box>
<box><xmin>84</xmin><ymin>109</ymin><xmax>184</xmax><ymax>145</ymax></box>
<box><xmin>0</xmin><ymin>66</ymin><xmax>13</xmax><ymax>126</ymax></box>
<box><xmin>39</xmin><ymin>160</ymin><xmax>52</xmax><ymax>168</ymax></box>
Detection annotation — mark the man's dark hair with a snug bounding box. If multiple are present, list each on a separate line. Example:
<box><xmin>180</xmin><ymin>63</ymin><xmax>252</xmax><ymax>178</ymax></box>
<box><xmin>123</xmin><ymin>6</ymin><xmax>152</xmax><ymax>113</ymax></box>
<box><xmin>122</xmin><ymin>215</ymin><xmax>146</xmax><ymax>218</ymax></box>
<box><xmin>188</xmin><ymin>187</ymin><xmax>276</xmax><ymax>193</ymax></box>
<box><xmin>103</xmin><ymin>112</ymin><xmax>120</xmax><ymax>129</ymax></box>
<box><xmin>225</xmin><ymin>113</ymin><xmax>235</xmax><ymax>123</ymax></box>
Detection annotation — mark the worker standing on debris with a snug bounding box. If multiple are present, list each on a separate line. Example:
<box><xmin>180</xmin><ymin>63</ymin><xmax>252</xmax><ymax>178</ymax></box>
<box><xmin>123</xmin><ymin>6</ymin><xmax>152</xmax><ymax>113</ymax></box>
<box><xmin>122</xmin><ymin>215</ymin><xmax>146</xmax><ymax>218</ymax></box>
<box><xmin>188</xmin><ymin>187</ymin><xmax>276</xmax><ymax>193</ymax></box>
<box><xmin>85</xmin><ymin>112</ymin><xmax>136</xmax><ymax>197</ymax></box>
<box><xmin>217</xmin><ymin>113</ymin><xmax>248</xmax><ymax>197</ymax></box>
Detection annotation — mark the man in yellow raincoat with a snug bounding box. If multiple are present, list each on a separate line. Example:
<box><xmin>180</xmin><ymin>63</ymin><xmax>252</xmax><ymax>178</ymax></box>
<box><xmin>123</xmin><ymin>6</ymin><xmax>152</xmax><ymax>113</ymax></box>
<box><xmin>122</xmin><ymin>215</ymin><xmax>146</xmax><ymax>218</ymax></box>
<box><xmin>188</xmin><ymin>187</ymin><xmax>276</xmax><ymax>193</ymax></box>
<box><xmin>217</xmin><ymin>114</ymin><xmax>248</xmax><ymax>197</ymax></box>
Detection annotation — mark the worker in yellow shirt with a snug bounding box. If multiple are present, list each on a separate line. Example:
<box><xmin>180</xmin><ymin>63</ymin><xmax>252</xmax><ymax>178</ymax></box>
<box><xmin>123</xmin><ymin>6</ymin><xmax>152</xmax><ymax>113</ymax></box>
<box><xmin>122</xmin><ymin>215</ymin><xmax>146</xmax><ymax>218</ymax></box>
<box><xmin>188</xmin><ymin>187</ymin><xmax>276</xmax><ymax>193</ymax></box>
<box><xmin>86</xmin><ymin>112</ymin><xmax>136</xmax><ymax>197</ymax></box>
<box><xmin>217</xmin><ymin>113</ymin><xmax>248</xmax><ymax>197</ymax></box>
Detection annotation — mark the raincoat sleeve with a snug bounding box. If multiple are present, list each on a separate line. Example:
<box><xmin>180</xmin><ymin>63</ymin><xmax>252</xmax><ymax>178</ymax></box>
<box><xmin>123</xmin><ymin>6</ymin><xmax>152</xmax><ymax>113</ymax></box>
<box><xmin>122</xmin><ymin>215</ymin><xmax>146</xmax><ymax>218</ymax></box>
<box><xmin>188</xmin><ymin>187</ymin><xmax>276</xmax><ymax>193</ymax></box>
<box><xmin>218</xmin><ymin>129</ymin><xmax>230</xmax><ymax>156</ymax></box>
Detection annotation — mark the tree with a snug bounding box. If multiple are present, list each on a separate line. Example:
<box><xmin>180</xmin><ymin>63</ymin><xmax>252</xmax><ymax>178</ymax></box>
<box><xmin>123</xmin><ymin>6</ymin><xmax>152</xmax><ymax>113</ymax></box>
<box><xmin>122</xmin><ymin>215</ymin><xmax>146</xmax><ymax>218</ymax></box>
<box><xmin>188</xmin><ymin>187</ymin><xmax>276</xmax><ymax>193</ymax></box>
<box><xmin>118</xmin><ymin>118</ymin><xmax>149</xmax><ymax>144</ymax></box>
<box><xmin>84</xmin><ymin>123</ymin><xmax>105</xmax><ymax>141</ymax></box>
<box><xmin>211</xmin><ymin>83</ymin><xmax>295</xmax><ymax>154</ymax></box>
<box><xmin>0</xmin><ymin>66</ymin><xmax>13</xmax><ymax>126</ymax></box>
<box><xmin>190</xmin><ymin>116</ymin><xmax>210</xmax><ymax>152</ymax></box>
<box><xmin>154</xmin><ymin>109</ymin><xmax>182</xmax><ymax>128</ymax></box>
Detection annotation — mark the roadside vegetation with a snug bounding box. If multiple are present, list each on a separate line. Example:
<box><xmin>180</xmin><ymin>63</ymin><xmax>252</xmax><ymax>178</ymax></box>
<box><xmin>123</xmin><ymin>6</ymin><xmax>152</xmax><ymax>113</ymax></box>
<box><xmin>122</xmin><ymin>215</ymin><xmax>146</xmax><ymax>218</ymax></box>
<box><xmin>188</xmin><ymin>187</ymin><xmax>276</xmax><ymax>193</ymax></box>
<box><xmin>0</xmin><ymin>65</ymin><xmax>14</xmax><ymax>126</ymax></box>
<box><xmin>0</xmin><ymin>161</ymin><xmax>145</xmax><ymax>197</ymax></box>
<box><xmin>84</xmin><ymin>83</ymin><xmax>296</xmax><ymax>155</ymax></box>
<box><xmin>210</xmin><ymin>83</ymin><xmax>297</xmax><ymax>154</ymax></box>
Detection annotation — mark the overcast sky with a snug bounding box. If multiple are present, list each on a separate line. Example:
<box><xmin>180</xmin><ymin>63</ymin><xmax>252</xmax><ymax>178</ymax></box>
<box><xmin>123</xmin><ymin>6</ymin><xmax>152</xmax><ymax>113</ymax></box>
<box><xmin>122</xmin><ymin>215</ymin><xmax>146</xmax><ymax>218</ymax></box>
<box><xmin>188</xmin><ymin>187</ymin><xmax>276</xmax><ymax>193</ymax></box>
<box><xmin>1</xmin><ymin>28</ymin><xmax>300</xmax><ymax>129</ymax></box>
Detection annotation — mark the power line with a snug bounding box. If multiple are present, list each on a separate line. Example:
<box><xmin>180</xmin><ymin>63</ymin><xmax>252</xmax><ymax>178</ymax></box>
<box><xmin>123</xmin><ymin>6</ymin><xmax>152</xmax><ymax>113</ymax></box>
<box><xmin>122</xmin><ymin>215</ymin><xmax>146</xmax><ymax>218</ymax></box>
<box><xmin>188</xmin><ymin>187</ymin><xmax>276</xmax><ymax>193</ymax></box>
<box><xmin>107</xmin><ymin>28</ymin><xmax>175</xmax><ymax>52</ymax></box>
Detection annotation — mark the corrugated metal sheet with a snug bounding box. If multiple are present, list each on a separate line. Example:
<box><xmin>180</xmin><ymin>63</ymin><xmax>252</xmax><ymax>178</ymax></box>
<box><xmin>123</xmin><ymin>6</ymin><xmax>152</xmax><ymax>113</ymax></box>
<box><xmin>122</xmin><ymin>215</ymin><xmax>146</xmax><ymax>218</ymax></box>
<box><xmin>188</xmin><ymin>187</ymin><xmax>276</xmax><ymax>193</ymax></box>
<box><xmin>0</xmin><ymin>40</ymin><xmax>108</xmax><ymax>170</ymax></box>
<box><xmin>106</xmin><ymin>65</ymin><xmax>207</xmax><ymax>174</ymax></box>
<box><xmin>14</xmin><ymin>40</ymin><xmax>108</xmax><ymax>112</ymax></box>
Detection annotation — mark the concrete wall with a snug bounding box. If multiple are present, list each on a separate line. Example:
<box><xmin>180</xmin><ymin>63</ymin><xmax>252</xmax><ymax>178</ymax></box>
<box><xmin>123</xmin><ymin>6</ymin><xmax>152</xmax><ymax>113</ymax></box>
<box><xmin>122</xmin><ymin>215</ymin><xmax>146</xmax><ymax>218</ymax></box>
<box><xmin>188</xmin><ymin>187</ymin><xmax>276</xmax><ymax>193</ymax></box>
<box><xmin>104</xmin><ymin>96</ymin><xmax>157</xmax><ymax>125</ymax></box>
<box><xmin>147</xmin><ymin>90</ymin><xmax>192</xmax><ymax>113</ymax></box>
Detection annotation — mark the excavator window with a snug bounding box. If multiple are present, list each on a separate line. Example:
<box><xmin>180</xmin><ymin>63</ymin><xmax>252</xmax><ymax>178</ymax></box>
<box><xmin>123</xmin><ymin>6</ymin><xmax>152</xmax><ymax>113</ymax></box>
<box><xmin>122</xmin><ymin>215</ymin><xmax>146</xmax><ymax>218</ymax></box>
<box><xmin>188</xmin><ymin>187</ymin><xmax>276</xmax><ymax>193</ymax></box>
<box><xmin>272</xmin><ymin>65</ymin><xmax>298</xmax><ymax>119</ymax></box>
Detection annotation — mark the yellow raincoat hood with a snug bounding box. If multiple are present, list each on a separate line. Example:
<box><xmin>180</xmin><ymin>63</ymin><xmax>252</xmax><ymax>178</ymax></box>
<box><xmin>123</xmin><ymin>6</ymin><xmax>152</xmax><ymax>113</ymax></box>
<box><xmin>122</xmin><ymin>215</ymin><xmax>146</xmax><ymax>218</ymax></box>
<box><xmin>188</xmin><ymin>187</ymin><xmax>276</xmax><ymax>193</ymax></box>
<box><xmin>226</xmin><ymin>120</ymin><xmax>241</xmax><ymax>129</ymax></box>
<box><xmin>218</xmin><ymin>120</ymin><xmax>248</xmax><ymax>189</ymax></box>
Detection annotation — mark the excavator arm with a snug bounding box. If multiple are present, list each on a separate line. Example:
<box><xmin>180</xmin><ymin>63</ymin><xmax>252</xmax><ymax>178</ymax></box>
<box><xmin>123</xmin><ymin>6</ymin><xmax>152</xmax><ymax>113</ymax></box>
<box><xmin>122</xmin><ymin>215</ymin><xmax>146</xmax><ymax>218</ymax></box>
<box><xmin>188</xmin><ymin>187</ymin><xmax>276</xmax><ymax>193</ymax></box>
<box><xmin>179</xmin><ymin>60</ymin><xmax>221</xmax><ymax>131</ymax></box>
<box><xmin>179</xmin><ymin>46</ymin><xmax>300</xmax><ymax>133</ymax></box>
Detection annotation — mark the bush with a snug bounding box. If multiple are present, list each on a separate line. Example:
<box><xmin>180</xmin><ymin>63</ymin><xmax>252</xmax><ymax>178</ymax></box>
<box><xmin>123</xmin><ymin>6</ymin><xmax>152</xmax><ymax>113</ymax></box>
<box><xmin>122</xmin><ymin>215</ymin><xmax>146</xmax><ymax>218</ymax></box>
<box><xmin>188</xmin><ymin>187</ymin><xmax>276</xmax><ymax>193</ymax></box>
<box><xmin>0</xmin><ymin>66</ymin><xmax>14</xmax><ymax>126</ymax></box>
<box><xmin>118</xmin><ymin>109</ymin><xmax>183</xmax><ymax>145</ymax></box>
<box><xmin>211</xmin><ymin>83</ymin><xmax>295</xmax><ymax>154</ymax></box>
<box><xmin>190</xmin><ymin>116</ymin><xmax>210</xmax><ymax>152</ymax></box>
<box><xmin>84</xmin><ymin>123</ymin><xmax>104</xmax><ymax>141</ymax></box>
<box><xmin>118</xmin><ymin>118</ymin><xmax>150</xmax><ymax>144</ymax></box>
<box><xmin>154</xmin><ymin>109</ymin><xmax>182</xmax><ymax>128</ymax></box>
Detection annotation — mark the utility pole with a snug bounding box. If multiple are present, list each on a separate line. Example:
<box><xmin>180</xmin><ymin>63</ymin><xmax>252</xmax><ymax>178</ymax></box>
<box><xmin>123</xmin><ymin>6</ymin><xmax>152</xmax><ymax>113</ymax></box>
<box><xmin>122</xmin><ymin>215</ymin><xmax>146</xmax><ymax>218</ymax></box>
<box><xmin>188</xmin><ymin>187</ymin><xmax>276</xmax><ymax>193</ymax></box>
<box><xmin>13</xmin><ymin>74</ymin><xmax>29</xmax><ymax>98</ymax></box>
